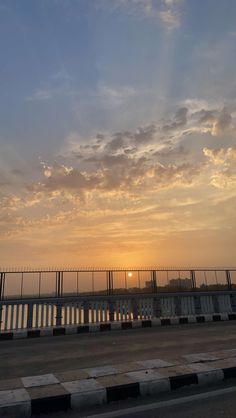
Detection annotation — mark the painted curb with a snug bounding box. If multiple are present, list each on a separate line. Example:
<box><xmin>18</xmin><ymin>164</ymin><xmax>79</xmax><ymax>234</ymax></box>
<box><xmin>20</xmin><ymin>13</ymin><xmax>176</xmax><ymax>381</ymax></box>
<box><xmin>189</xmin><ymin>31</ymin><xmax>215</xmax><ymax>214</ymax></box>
<box><xmin>0</xmin><ymin>312</ymin><xmax>236</xmax><ymax>342</ymax></box>
<box><xmin>1</xmin><ymin>365</ymin><xmax>236</xmax><ymax>417</ymax></box>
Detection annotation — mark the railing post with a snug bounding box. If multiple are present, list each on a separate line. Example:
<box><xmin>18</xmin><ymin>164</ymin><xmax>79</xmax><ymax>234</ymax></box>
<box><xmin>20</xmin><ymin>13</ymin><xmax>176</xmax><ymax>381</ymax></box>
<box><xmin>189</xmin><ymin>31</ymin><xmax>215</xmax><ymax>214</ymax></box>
<box><xmin>175</xmin><ymin>296</ymin><xmax>182</xmax><ymax>316</ymax></box>
<box><xmin>27</xmin><ymin>303</ymin><xmax>34</xmax><ymax>329</ymax></box>
<box><xmin>108</xmin><ymin>300</ymin><xmax>114</xmax><ymax>322</ymax></box>
<box><xmin>56</xmin><ymin>271</ymin><xmax>63</xmax><ymax>297</ymax></box>
<box><xmin>132</xmin><ymin>298</ymin><xmax>138</xmax><ymax>320</ymax></box>
<box><xmin>194</xmin><ymin>295</ymin><xmax>201</xmax><ymax>315</ymax></box>
<box><xmin>226</xmin><ymin>270</ymin><xmax>232</xmax><ymax>290</ymax></box>
<box><xmin>190</xmin><ymin>270</ymin><xmax>196</xmax><ymax>290</ymax></box>
<box><xmin>107</xmin><ymin>271</ymin><xmax>113</xmax><ymax>295</ymax></box>
<box><xmin>56</xmin><ymin>271</ymin><xmax>63</xmax><ymax>326</ymax></box>
<box><xmin>0</xmin><ymin>273</ymin><xmax>5</xmax><ymax>330</ymax></box>
<box><xmin>230</xmin><ymin>293</ymin><xmax>236</xmax><ymax>312</ymax></box>
<box><xmin>151</xmin><ymin>270</ymin><xmax>157</xmax><ymax>292</ymax></box>
<box><xmin>213</xmin><ymin>295</ymin><xmax>220</xmax><ymax>313</ymax></box>
<box><xmin>153</xmin><ymin>296</ymin><xmax>161</xmax><ymax>318</ymax></box>
<box><xmin>83</xmin><ymin>301</ymin><xmax>89</xmax><ymax>324</ymax></box>
<box><xmin>0</xmin><ymin>272</ymin><xmax>5</xmax><ymax>300</ymax></box>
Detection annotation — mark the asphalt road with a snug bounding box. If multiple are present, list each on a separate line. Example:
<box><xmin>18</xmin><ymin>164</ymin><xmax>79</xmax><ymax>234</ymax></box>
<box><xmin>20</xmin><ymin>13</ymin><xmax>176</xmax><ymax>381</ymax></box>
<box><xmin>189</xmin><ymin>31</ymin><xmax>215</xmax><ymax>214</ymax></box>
<box><xmin>1</xmin><ymin>321</ymin><xmax>236</xmax><ymax>379</ymax></box>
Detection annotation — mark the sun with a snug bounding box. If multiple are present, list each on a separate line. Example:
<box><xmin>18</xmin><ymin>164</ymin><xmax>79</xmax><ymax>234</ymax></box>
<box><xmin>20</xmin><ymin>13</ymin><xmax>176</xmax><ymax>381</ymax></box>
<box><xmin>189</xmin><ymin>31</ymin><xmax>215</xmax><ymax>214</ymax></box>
<box><xmin>128</xmin><ymin>272</ymin><xmax>133</xmax><ymax>277</ymax></box>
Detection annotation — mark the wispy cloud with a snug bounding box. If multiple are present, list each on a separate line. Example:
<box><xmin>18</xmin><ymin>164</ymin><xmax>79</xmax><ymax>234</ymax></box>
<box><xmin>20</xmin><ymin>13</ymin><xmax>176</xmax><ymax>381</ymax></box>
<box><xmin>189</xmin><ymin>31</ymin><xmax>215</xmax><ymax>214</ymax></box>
<box><xmin>98</xmin><ymin>0</ymin><xmax>184</xmax><ymax>31</ymax></box>
<box><xmin>98</xmin><ymin>84</ymin><xmax>136</xmax><ymax>106</ymax></box>
<box><xmin>26</xmin><ymin>88</ymin><xmax>52</xmax><ymax>102</ymax></box>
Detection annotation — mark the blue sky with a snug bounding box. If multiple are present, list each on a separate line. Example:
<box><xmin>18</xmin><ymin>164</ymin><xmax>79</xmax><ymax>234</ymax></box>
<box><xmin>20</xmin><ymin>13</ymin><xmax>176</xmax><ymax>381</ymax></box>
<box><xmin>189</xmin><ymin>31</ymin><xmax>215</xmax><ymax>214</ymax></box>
<box><xmin>0</xmin><ymin>0</ymin><xmax>236</xmax><ymax>267</ymax></box>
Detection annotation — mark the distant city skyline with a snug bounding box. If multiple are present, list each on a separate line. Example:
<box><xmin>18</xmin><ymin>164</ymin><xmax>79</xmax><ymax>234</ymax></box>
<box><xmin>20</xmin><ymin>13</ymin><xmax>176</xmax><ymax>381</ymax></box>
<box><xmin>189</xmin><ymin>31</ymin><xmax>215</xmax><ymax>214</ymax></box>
<box><xmin>0</xmin><ymin>0</ymin><xmax>236</xmax><ymax>267</ymax></box>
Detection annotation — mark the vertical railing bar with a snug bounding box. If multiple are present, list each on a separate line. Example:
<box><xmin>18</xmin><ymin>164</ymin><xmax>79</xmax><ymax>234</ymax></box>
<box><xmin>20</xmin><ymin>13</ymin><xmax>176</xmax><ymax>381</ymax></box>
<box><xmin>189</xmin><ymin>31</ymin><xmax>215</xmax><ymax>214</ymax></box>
<box><xmin>21</xmin><ymin>273</ymin><xmax>24</xmax><ymax>299</ymax></box>
<box><xmin>92</xmin><ymin>271</ymin><xmax>95</xmax><ymax>295</ymax></box>
<box><xmin>15</xmin><ymin>304</ymin><xmax>19</xmax><ymax>330</ymax></box>
<box><xmin>51</xmin><ymin>304</ymin><xmax>54</xmax><ymax>327</ymax></box>
<box><xmin>78</xmin><ymin>303</ymin><xmax>81</xmax><ymax>324</ymax></box>
<box><xmin>69</xmin><ymin>303</ymin><xmax>72</xmax><ymax>325</ymax></box>
<box><xmin>10</xmin><ymin>305</ymin><xmax>14</xmax><ymax>330</ymax></box>
<box><xmin>39</xmin><ymin>272</ymin><xmax>41</xmax><ymax>298</ymax></box>
<box><xmin>77</xmin><ymin>272</ymin><xmax>79</xmax><ymax>296</ymax></box>
<box><xmin>35</xmin><ymin>304</ymin><xmax>39</xmax><ymax>328</ymax></box>
<box><xmin>21</xmin><ymin>304</ymin><xmax>25</xmax><ymax>329</ymax></box>
<box><xmin>5</xmin><ymin>305</ymin><xmax>9</xmax><ymax>330</ymax></box>
<box><xmin>138</xmin><ymin>271</ymin><xmax>141</xmax><ymax>290</ymax></box>
<box><xmin>41</xmin><ymin>303</ymin><xmax>44</xmax><ymax>328</ymax></box>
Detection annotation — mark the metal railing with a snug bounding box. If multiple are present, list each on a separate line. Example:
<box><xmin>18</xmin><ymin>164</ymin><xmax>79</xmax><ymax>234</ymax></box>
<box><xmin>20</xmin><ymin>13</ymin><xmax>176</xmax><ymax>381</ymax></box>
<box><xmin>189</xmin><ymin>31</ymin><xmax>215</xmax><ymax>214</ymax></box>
<box><xmin>0</xmin><ymin>267</ymin><xmax>236</xmax><ymax>300</ymax></box>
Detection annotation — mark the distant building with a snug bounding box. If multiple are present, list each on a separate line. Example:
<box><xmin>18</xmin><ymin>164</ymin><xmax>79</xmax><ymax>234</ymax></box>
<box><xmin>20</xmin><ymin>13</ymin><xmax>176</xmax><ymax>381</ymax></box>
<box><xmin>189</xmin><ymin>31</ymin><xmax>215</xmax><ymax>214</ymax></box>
<box><xmin>168</xmin><ymin>278</ymin><xmax>192</xmax><ymax>288</ymax></box>
<box><xmin>145</xmin><ymin>280</ymin><xmax>153</xmax><ymax>288</ymax></box>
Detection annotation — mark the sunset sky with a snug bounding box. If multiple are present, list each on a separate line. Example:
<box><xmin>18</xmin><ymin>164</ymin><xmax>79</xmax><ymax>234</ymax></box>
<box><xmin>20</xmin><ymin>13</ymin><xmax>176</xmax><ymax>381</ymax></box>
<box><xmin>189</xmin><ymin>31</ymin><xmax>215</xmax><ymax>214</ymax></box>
<box><xmin>0</xmin><ymin>0</ymin><xmax>236</xmax><ymax>268</ymax></box>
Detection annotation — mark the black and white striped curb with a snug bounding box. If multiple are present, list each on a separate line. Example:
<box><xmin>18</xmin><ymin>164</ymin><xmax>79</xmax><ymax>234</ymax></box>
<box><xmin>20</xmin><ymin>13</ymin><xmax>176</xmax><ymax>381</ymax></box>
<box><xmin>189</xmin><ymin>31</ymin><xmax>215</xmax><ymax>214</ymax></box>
<box><xmin>1</xmin><ymin>349</ymin><xmax>236</xmax><ymax>417</ymax></box>
<box><xmin>1</xmin><ymin>312</ymin><xmax>236</xmax><ymax>342</ymax></box>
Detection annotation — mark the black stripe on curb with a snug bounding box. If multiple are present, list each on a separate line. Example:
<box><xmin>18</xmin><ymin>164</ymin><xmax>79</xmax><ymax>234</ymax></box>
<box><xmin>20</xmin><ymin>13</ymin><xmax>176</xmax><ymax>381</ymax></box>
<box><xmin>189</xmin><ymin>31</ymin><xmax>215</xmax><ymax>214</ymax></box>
<box><xmin>31</xmin><ymin>394</ymin><xmax>71</xmax><ymax>415</ymax></box>
<box><xmin>142</xmin><ymin>320</ymin><xmax>152</xmax><ymax>328</ymax></box>
<box><xmin>223</xmin><ymin>367</ymin><xmax>236</xmax><ymax>380</ymax></box>
<box><xmin>100</xmin><ymin>323</ymin><xmax>111</xmax><ymax>332</ymax></box>
<box><xmin>121</xmin><ymin>321</ymin><xmax>132</xmax><ymax>330</ymax></box>
<box><xmin>106</xmin><ymin>383</ymin><xmax>140</xmax><ymax>402</ymax></box>
<box><xmin>0</xmin><ymin>332</ymin><xmax>13</xmax><ymax>340</ymax></box>
<box><xmin>213</xmin><ymin>314</ymin><xmax>221</xmax><ymax>322</ymax></box>
<box><xmin>27</xmin><ymin>329</ymin><xmax>41</xmax><ymax>338</ymax></box>
<box><xmin>77</xmin><ymin>325</ymin><xmax>89</xmax><ymax>333</ymax></box>
<box><xmin>53</xmin><ymin>327</ymin><xmax>66</xmax><ymax>336</ymax></box>
<box><xmin>161</xmin><ymin>318</ymin><xmax>171</xmax><ymax>326</ymax></box>
<box><xmin>228</xmin><ymin>314</ymin><xmax>236</xmax><ymax>320</ymax></box>
<box><xmin>196</xmin><ymin>316</ymin><xmax>205</xmax><ymax>323</ymax></box>
<box><xmin>179</xmin><ymin>317</ymin><xmax>188</xmax><ymax>324</ymax></box>
<box><xmin>170</xmin><ymin>373</ymin><xmax>198</xmax><ymax>390</ymax></box>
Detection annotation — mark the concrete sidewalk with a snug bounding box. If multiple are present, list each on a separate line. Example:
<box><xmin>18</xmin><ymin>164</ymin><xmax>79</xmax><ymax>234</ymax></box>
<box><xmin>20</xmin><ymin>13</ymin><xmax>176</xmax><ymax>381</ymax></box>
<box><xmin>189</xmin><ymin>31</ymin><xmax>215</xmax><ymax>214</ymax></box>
<box><xmin>1</xmin><ymin>348</ymin><xmax>236</xmax><ymax>417</ymax></box>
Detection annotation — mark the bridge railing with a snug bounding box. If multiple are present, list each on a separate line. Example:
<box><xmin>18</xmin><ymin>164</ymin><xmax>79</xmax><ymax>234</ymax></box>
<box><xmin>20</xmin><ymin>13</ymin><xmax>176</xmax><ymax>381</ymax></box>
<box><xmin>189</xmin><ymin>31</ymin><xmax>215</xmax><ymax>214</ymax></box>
<box><xmin>1</xmin><ymin>290</ymin><xmax>236</xmax><ymax>332</ymax></box>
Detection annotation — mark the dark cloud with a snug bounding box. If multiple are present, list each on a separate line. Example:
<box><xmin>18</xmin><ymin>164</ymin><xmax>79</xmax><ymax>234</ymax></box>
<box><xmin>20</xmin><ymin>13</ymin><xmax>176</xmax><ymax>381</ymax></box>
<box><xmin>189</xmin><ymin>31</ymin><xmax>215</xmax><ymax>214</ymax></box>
<box><xmin>162</xmin><ymin>107</ymin><xmax>188</xmax><ymax>131</ymax></box>
<box><xmin>134</xmin><ymin>124</ymin><xmax>157</xmax><ymax>143</ymax></box>
<box><xmin>214</xmin><ymin>107</ymin><xmax>232</xmax><ymax>135</ymax></box>
<box><xmin>191</xmin><ymin>106</ymin><xmax>233</xmax><ymax>135</ymax></box>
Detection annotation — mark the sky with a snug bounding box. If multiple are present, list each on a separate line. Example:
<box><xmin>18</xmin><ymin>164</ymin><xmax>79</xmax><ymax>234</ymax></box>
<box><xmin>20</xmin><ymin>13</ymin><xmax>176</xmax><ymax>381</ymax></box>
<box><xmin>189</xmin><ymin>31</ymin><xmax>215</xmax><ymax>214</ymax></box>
<box><xmin>0</xmin><ymin>0</ymin><xmax>236</xmax><ymax>268</ymax></box>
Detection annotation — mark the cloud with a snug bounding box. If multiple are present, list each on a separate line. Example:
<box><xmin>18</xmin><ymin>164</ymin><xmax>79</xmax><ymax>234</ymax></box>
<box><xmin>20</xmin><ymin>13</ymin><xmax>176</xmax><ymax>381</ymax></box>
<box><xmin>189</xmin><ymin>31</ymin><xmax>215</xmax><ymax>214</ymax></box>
<box><xmin>203</xmin><ymin>147</ymin><xmax>236</xmax><ymax>189</ymax></box>
<box><xmin>212</xmin><ymin>108</ymin><xmax>232</xmax><ymax>136</ymax></box>
<box><xmin>203</xmin><ymin>147</ymin><xmax>236</xmax><ymax>165</ymax></box>
<box><xmin>98</xmin><ymin>84</ymin><xmax>136</xmax><ymax>106</ymax></box>
<box><xmin>97</xmin><ymin>0</ymin><xmax>184</xmax><ymax>30</ymax></box>
<box><xmin>26</xmin><ymin>88</ymin><xmax>52</xmax><ymax>102</ymax></box>
<box><xmin>1</xmin><ymin>99</ymin><xmax>236</xmax><ymax>244</ymax></box>
<box><xmin>162</xmin><ymin>107</ymin><xmax>188</xmax><ymax>131</ymax></box>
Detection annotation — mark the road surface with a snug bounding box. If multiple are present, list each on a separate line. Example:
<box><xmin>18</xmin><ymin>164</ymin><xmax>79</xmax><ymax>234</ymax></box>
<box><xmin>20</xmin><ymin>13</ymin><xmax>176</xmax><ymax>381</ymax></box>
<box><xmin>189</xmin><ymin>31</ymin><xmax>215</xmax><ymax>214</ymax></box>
<box><xmin>1</xmin><ymin>321</ymin><xmax>236</xmax><ymax>379</ymax></box>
